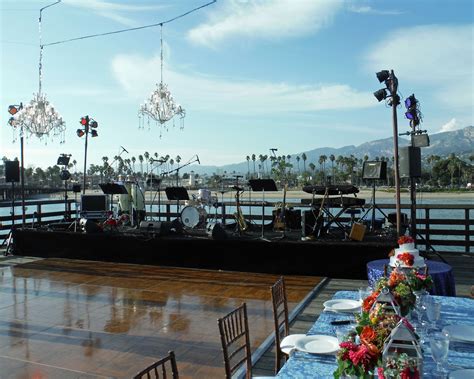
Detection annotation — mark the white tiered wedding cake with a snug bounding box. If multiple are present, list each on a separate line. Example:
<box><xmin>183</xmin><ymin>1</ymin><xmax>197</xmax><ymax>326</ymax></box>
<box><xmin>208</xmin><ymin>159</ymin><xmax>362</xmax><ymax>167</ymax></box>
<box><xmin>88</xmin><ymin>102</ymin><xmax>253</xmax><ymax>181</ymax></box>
<box><xmin>389</xmin><ymin>236</ymin><xmax>425</xmax><ymax>268</ymax></box>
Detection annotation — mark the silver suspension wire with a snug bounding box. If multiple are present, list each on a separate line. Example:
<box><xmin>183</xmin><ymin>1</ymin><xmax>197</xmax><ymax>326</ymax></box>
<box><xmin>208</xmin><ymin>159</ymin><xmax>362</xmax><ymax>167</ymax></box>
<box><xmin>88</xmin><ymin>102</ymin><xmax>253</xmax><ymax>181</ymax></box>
<box><xmin>42</xmin><ymin>0</ymin><xmax>217</xmax><ymax>48</ymax></box>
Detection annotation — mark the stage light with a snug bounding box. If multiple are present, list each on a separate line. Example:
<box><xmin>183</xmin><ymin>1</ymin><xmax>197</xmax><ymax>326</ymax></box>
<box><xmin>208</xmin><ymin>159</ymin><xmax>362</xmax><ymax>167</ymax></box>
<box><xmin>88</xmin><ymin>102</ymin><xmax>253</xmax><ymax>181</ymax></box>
<box><xmin>77</xmin><ymin>129</ymin><xmax>85</xmax><ymax>137</ymax></box>
<box><xmin>57</xmin><ymin>154</ymin><xmax>71</xmax><ymax>166</ymax></box>
<box><xmin>80</xmin><ymin>116</ymin><xmax>89</xmax><ymax>126</ymax></box>
<box><xmin>374</xmin><ymin>88</ymin><xmax>387</xmax><ymax>102</ymax></box>
<box><xmin>404</xmin><ymin>94</ymin><xmax>420</xmax><ymax>126</ymax></box>
<box><xmin>59</xmin><ymin>169</ymin><xmax>71</xmax><ymax>180</ymax></box>
<box><xmin>90</xmin><ymin>120</ymin><xmax>98</xmax><ymax>128</ymax></box>
<box><xmin>91</xmin><ymin>130</ymin><xmax>98</xmax><ymax>137</ymax></box>
<box><xmin>376</xmin><ymin>70</ymin><xmax>390</xmax><ymax>83</ymax></box>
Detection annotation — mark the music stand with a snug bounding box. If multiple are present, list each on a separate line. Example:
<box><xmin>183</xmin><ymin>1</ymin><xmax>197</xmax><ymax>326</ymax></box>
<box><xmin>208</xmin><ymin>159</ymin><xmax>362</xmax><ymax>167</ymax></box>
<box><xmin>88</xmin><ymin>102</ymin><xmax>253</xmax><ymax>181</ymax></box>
<box><xmin>165</xmin><ymin>186</ymin><xmax>189</xmax><ymax>217</ymax></box>
<box><xmin>248</xmin><ymin>179</ymin><xmax>277</xmax><ymax>241</ymax></box>
<box><xmin>99</xmin><ymin>183</ymin><xmax>128</xmax><ymax>213</ymax></box>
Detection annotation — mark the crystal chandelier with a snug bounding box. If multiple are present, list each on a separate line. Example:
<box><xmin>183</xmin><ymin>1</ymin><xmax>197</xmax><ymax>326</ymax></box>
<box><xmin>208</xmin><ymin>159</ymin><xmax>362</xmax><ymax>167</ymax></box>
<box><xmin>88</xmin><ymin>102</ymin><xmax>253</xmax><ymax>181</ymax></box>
<box><xmin>14</xmin><ymin>2</ymin><xmax>65</xmax><ymax>142</ymax></box>
<box><xmin>138</xmin><ymin>24</ymin><xmax>185</xmax><ymax>133</ymax></box>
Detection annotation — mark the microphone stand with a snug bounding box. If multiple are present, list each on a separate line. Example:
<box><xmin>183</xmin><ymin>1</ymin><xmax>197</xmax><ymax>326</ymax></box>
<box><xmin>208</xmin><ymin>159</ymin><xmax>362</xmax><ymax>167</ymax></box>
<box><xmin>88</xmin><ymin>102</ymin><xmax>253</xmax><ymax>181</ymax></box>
<box><xmin>160</xmin><ymin>157</ymin><xmax>199</xmax><ymax>215</ymax></box>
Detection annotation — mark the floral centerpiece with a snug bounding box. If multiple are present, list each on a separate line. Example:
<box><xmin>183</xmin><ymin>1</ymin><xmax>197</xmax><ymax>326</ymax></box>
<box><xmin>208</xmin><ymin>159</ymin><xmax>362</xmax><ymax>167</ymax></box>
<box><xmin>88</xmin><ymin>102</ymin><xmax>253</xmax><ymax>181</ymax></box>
<box><xmin>405</xmin><ymin>269</ymin><xmax>433</xmax><ymax>292</ymax></box>
<box><xmin>363</xmin><ymin>270</ymin><xmax>415</xmax><ymax>316</ymax></box>
<box><xmin>378</xmin><ymin>353</ymin><xmax>421</xmax><ymax>379</ymax></box>
<box><xmin>334</xmin><ymin>304</ymin><xmax>401</xmax><ymax>378</ymax></box>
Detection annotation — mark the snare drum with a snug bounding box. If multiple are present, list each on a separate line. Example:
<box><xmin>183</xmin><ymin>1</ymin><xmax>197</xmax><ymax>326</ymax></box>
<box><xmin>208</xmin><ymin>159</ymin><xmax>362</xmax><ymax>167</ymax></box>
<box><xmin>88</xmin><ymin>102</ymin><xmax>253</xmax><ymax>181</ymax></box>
<box><xmin>198</xmin><ymin>189</ymin><xmax>212</xmax><ymax>205</ymax></box>
<box><xmin>180</xmin><ymin>206</ymin><xmax>207</xmax><ymax>228</ymax></box>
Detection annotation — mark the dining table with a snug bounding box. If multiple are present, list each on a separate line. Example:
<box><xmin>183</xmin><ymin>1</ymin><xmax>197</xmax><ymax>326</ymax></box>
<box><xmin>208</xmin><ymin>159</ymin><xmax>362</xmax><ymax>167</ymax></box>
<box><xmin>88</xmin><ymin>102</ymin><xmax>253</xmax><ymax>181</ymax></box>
<box><xmin>276</xmin><ymin>290</ymin><xmax>474</xmax><ymax>378</ymax></box>
<box><xmin>367</xmin><ymin>259</ymin><xmax>456</xmax><ymax>297</ymax></box>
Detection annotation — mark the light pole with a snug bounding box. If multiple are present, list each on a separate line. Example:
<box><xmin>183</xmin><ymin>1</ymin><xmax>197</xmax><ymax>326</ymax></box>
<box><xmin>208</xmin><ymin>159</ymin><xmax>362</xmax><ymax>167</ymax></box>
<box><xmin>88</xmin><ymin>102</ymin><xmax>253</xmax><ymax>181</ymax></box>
<box><xmin>374</xmin><ymin>70</ymin><xmax>402</xmax><ymax>235</ymax></box>
<box><xmin>77</xmin><ymin>116</ymin><xmax>98</xmax><ymax>194</ymax></box>
<box><xmin>8</xmin><ymin>104</ymin><xmax>26</xmax><ymax>226</ymax></box>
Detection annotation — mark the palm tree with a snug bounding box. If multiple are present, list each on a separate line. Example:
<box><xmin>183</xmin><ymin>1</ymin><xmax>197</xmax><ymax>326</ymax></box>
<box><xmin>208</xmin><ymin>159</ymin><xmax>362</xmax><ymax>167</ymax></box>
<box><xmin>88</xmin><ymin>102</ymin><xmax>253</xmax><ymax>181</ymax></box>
<box><xmin>144</xmin><ymin>152</ymin><xmax>150</xmax><ymax>174</ymax></box>
<box><xmin>246</xmin><ymin>155</ymin><xmax>250</xmax><ymax>178</ymax></box>
<box><xmin>138</xmin><ymin>155</ymin><xmax>144</xmax><ymax>174</ymax></box>
<box><xmin>131</xmin><ymin>156</ymin><xmax>136</xmax><ymax>173</ymax></box>
<box><xmin>301</xmin><ymin>153</ymin><xmax>307</xmax><ymax>173</ymax></box>
<box><xmin>296</xmin><ymin>155</ymin><xmax>301</xmax><ymax>173</ymax></box>
<box><xmin>72</xmin><ymin>159</ymin><xmax>77</xmax><ymax>175</ymax></box>
<box><xmin>251</xmin><ymin>154</ymin><xmax>256</xmax><ymax>177</ymax></box>
<box><xmin>329</xmin><ymin>154</ymin><xmax>335</xmax><ymax>182</ymax></box>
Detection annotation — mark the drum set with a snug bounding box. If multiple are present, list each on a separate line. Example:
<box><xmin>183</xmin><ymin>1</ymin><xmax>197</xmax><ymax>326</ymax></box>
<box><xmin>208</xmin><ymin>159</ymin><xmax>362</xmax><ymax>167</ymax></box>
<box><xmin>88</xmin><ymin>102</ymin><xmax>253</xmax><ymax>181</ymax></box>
<box><xmin>180</xmin><ymin>189</ymin><xmax>218</xmax><ymax>229</ymax></box>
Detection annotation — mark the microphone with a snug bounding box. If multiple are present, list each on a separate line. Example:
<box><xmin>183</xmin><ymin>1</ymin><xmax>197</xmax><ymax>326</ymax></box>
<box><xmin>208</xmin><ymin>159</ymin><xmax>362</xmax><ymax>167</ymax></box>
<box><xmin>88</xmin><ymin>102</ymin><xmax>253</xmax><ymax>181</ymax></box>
<box><xmin>121</xmin><ymin>146</ymin><xmax>129</xmax><ymax>154</ymax></box>
<box><xmin>196</xmin><ymin>155</ymin><xmax>201</xmax><ymax>164</ymax></box>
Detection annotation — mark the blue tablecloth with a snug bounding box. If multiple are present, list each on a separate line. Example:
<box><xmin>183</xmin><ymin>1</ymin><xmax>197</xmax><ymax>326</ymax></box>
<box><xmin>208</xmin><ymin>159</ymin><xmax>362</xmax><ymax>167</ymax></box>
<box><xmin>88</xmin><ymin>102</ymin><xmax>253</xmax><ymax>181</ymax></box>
<box><xmin>276</xmin><ymin>291</ymin><xmax>474</xmax><ymax>378</ymax></box>
<box><xmin>367</xmin><ymin>259</ymin><xmax>456</xmax><ymax>296</ymax></box>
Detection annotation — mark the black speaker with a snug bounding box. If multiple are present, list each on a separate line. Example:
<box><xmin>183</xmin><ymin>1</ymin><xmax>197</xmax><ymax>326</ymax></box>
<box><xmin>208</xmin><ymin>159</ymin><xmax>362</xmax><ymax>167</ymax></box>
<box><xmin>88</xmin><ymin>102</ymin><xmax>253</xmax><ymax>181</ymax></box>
<box><xmin>139</xmin><ymin>221</ymin><xmax>171</xmax><ymax>236</ymax></box>
<box><xmin>5</xmin><ymin>160</ymin><xmax>20</xmax><ymax>183</ymax></box>
<box><xmin>206</xmin><ymin>222</ymin><xmax>228</xmax><ymax>240</ymax></box>
<box><xmin>362</xmin><ymin>161</ymin><xmax>387</xmax><ymax>180</ymax></box>
<box><xmin>72</xmin><ymin>184</ymin><xmax>82</xmax><ymax>193</ymax></box>
<box><xmin>399</xmin><ymin>146</ymin><xmax>421</xmax><ymax>178</ymax></box>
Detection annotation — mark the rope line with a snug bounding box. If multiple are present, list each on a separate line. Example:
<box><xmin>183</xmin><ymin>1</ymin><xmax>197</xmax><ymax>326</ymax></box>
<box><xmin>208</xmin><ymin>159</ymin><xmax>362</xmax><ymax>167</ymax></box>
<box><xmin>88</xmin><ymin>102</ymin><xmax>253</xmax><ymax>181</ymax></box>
<box><xmin>42</xmin><ymin>0</ymin><xmax>216</xmax><ymax>48</ymax></box>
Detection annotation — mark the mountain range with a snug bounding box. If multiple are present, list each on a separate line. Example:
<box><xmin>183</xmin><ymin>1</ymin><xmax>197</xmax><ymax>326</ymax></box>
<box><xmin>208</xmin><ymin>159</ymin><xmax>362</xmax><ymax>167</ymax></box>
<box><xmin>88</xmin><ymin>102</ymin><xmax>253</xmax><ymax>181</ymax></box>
<box><xmin>187</xmin><ymin>126</ymin><xmax>473</xmax><ymax>176</ymax></box>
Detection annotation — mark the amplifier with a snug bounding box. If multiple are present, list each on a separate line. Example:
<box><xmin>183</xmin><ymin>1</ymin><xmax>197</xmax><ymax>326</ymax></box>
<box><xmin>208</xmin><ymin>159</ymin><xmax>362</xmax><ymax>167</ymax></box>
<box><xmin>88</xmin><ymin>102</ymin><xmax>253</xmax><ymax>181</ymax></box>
<box><xmin>272</xmin><ymin>209</ymin><xmax>301</xmax><ymax>230</ymax></box>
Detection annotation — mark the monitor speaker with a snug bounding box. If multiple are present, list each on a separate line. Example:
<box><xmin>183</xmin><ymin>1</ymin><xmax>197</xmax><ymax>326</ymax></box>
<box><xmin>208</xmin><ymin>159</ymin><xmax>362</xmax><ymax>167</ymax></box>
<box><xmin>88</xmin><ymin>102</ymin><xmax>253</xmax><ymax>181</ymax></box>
<box><xmin>399</xmin><ymin>146</ymin><xmax>421</xmax><ymax>178</ymax></box>
<box><xmin>5</xmin><ymin>160</ymin><xmax>20</xmax><ymax>183</ymax></box>
<box><xmin>139</xmin><ymin>221</ymin><xmax>171</xmax><ymax>235</ymax></box>
<box><xmin>206</xmin><ymin>222</ymin><xmax>228</xmax><ymax>240</ymax></box>
<box><xmin>412</xmin><ymin>134</ymin><xmax>430</xmax><ymax>147</ymax></box>
<box><xmin>362</xmin><ymin>161</ymin><xmax>387</xmax><ymax>180</ymax></box>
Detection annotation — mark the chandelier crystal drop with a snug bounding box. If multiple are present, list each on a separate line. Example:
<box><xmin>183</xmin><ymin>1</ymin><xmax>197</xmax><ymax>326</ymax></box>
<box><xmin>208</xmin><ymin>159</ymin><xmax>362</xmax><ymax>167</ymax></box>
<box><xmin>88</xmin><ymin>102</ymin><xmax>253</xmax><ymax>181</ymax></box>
<box><xmin>138</xmin><ymin>23</ymin><xmax>185</xmax><ymax>132</ymax></box>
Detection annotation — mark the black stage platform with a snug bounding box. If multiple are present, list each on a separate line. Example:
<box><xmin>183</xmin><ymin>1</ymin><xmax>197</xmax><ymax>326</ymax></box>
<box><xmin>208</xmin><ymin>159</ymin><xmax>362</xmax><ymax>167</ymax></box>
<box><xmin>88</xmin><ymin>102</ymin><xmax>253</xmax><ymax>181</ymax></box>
<box><xmin>11</xmin><ymin>227</ymin><xmax>396</xmax><ymax>280</ymax></box>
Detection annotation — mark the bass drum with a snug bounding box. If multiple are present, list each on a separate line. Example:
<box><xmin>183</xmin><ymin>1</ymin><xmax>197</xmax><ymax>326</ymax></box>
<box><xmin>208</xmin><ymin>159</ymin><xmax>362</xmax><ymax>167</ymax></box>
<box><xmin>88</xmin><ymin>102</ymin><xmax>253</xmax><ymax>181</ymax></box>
<box><xmin>180</xmin><ymin>206</ymin><xmax>207</xmax><ymax>228</ymax></box>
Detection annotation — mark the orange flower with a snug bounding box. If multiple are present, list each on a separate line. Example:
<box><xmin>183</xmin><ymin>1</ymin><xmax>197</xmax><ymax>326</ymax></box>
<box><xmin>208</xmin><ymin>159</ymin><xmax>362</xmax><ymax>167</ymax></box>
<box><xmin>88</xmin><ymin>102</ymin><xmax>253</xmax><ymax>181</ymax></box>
<box><xmin>362</xmin><ymin>292</ymin><xmax>378</xmax><ymax>312</ymax></box>
<box><xmin>388</xmin><ymin>270</ymin><xmax>406</xmax><ymax>287</ymax></box>
<box><xmin>360</xmin><ymin>326</ymin><xmax>377</xmax><ymax>342</ymax></box>
<box><xmin>398</xmin><ymin>253</ymin><xmax>414</xmax><ymax>266</ymax></box>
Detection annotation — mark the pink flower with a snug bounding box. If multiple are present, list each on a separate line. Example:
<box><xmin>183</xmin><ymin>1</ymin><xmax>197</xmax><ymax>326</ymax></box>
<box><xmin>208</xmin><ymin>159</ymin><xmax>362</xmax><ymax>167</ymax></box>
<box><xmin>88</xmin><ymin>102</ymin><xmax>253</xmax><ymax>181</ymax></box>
<box><xmin>349</xmin><ymin>344</ymin><xmax>370</xmax><ymax>366</ymax></box>
<box><xmin>377</xmin><ymin>367</ymin><xmax>386</xmax><ymax>379</ymax></box>
<box><xmin>340</xmin><ymin>341</ymin><xmax>358</xmax><ymax>351</ymax></box>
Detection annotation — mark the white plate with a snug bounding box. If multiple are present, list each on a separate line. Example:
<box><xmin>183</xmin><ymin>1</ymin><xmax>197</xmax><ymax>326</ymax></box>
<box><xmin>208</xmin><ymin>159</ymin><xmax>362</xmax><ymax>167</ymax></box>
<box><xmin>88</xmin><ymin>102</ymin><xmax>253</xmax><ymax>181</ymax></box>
<box><xmin>323</xmin><ymin>299</ymin><xmax>361</xmax><ymax>312</ymax></box>
<box><xmin>294</xmin><ymin>335</ymin><xmax>339</xmax><ymax>355</ymax></box>
<box><xmin>449</xmin><ymin>369</ymin><xmax>474</xmax><ymax>379</ymax></box>
<box><xmin>443</xmin><ymin>325</ymin><xmax>474</xmax><ymax>343</ymax></box>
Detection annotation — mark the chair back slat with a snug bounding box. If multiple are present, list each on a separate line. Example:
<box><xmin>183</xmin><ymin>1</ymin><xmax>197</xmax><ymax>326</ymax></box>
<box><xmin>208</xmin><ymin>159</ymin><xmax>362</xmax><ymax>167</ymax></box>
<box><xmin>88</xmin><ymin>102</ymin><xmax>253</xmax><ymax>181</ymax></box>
<box><xmin>217</xmin><ymin>303</ymin><xmax>252</xmax><ymax>379</ymax></box>
<box><xmin>271</xmin><ymin>276</ymin><xmax>290</xmax><ymax>373</ymax></box>
<box><xmin>133</xmin><ymin>350</ymin><xmax>179</xmax><ymax>379</ymax></box>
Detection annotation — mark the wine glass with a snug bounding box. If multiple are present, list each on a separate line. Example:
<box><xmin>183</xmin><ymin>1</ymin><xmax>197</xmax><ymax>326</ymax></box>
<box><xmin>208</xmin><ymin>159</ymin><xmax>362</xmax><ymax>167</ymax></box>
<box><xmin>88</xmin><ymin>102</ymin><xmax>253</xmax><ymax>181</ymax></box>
<box><xmin>426</xmin><ymin>300</ymin><xmax>441</xmax><ymax>330</ymax></box>
<box><xmin>429</xmin><ymin>331</ymin><xmax>449</xmax><ymax>375</ymax></box>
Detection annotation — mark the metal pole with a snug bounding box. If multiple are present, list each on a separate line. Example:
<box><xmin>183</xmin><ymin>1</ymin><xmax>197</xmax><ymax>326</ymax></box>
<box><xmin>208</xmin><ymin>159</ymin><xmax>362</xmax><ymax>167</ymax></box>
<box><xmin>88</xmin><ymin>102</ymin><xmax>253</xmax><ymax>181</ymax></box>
<box><xmin>83</xmin><ymin>125</ymin><xmax>89</xmax><ymax>194</ymax></box>
<box><xmin>390</xmin><ymin>70</ymin><xmax>402</xmax><ymax>236</ymax></box>
<box><xmin>20</xmin><ymin>131</ymin><xmax>25</xmax><ymax>226</ymax></box>
<box><xmin>410</xmin><ymin>127</ymin><xmax>417</xmax><ymax>239</ymax></box>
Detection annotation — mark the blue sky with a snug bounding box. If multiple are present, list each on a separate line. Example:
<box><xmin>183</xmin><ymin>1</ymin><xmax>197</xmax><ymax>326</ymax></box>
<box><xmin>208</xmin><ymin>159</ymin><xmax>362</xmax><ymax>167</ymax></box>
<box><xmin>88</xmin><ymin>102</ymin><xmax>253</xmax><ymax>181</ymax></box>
<box><xmin>1</xmin><ymin>0</ymin><xmax>473</xmax><ymax>170</ymax></box>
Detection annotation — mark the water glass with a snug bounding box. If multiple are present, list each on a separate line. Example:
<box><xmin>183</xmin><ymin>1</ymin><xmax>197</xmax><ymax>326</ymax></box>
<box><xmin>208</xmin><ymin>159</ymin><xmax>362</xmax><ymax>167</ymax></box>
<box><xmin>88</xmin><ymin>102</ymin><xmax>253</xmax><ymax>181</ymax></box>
<box><xmin>426</xmin><ymin>300</ymin><xmax>441</xmax><ymax>329</ymax></box>
<box><xmin>358</xmin><ymin>286</ymin><xmax>371</xmax><ymax>302</ymax></box>
<box><xmin>429</xmin><ymin>331</ymin><xmax>449</xmax><ymax>375</ymax></box>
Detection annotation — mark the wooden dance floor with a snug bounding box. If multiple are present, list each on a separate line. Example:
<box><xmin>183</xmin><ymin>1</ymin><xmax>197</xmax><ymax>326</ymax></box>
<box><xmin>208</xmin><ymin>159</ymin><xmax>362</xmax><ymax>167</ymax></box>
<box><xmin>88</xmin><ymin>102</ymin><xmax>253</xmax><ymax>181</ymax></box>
<box><xmin>0</xmin><ymin>258</ymin><xmax>322</xmax><ymax>378</ymax></box>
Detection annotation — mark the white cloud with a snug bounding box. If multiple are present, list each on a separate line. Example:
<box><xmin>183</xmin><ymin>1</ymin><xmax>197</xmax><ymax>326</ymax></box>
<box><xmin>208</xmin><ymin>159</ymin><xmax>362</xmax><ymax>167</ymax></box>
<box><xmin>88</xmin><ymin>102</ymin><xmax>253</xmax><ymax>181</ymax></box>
<box><xmin>111</xmin><ymin>53</ymin><xmax>377</xmax><ymax>115</ymax></box>
<box><xmin>365</xmin><ymin>24</ymin><xmax>474</xmax><ymax>110</ymax></box>
<box><xmin>187</xmin><ymin>0</ymin><xmax>344</xmax><ymax>47</ymax></box>
<box><xmin>438</xmin><ymin>118</ymin><xmax>459</xmax><ymax>133</ymax></box>
<box><xmin>347</xmin><ymin>5</ymin><xmax>403</xmax><ymax>15</ymax></box>
<box><xmin>62</xmin><ymin>0</ymin><xmax>167</xmax><ymax>26</ymax></box>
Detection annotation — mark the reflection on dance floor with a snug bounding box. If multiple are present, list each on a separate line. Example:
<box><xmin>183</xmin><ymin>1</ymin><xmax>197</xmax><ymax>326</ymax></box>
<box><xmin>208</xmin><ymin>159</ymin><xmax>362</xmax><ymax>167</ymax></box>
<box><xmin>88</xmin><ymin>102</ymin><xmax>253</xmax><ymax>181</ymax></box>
<box><xmin>0</xmin><ymin>258</ymin><xmax>321</xmax><ymax>378</ymax></box>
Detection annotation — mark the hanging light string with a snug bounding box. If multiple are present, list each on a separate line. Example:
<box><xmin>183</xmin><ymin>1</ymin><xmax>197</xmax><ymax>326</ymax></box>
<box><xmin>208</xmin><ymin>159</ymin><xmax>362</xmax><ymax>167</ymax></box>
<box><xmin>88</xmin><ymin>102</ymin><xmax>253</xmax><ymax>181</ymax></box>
<box><xmin>42</xmin><ymin>0</ymin><xmax>216</xmax><ymax>48</ymax></box>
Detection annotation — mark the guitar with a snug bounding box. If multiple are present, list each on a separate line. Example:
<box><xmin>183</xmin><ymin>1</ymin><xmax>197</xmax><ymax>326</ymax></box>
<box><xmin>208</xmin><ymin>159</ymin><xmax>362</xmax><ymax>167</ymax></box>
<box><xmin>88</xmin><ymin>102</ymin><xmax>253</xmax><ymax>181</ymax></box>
<box><xmin>274</xmin><ymin>184</ymin><xmax>287</xmax><ymax>231</ymax></box>
<box><xmin>312</xmin><ymin>187</ymin><xmax>328</xmax><ymax>238</ymax></box>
